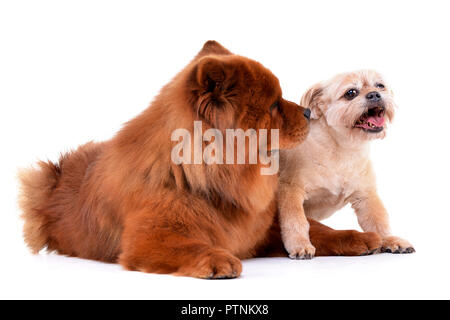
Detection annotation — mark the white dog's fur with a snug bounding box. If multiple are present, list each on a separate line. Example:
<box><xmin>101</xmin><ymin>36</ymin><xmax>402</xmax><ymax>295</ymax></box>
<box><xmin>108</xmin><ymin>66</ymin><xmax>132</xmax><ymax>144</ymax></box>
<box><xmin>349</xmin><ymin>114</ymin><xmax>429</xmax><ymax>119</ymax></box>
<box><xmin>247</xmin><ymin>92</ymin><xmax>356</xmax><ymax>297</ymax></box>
<box><xmin>278</xmin><ymin>70</ymin><xmax>414</xmax><ymax>259</ymax></box>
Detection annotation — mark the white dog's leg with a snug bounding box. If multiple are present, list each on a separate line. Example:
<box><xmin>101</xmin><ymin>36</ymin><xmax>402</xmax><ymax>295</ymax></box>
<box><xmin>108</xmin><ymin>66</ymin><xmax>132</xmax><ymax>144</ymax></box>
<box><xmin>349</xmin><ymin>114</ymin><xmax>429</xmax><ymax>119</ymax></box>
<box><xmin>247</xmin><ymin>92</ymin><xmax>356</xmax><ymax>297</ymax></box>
<box><xmin>278</xmin><ymin>183</ymin><xmax>315</xmax><ymax>259</ymax></box>
<box><xmin>351</xmin><ymin>190</ymin><xmax>415</xmax><ymax>253</ymax></box>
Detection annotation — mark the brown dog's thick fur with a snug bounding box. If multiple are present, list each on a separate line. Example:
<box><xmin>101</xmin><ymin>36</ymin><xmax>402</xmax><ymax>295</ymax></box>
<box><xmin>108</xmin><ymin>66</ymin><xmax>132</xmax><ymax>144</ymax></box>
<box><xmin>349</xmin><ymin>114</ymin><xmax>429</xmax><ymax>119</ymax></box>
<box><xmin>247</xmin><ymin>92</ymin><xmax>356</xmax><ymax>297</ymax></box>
<box><xmin>18</xmin><ymin>41</ymin><xmax>382</xmax><ymax>278</ymax></box>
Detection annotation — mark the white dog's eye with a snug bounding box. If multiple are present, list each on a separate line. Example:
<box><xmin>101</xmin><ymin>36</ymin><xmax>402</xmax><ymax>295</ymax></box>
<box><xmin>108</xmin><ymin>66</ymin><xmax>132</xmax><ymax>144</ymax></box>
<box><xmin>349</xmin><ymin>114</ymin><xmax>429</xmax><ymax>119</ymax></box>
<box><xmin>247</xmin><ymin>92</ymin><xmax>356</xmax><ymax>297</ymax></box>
<box><xmin>376</xmin><ymin>83</ymin><xmax>385</xmax><ymax>89</ymax></box>
<box><xmin>344</xmin><ymin>89</ymin><xmax>359</xmax><ymax>100</ymax></box>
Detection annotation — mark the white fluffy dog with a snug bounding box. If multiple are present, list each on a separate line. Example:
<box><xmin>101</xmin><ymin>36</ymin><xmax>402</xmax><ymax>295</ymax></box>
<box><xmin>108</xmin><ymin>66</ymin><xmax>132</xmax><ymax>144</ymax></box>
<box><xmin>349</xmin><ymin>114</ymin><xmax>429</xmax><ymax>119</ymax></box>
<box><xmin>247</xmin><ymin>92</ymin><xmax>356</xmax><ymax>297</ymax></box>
<box><xmin>278</xmin><ymin>70</ymin><xmax>414</xmax><ymax>259</ymax></box>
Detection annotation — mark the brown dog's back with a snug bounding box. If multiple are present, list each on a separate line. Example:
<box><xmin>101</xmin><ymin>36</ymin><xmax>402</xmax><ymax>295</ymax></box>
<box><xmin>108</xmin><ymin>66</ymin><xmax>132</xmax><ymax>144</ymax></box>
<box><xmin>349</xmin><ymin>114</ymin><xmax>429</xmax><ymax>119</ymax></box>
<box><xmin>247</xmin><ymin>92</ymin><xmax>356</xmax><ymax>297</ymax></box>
<box><xmin>18</xmin><ymin>141</ymin><xmax>122</xmax><ymax>261</ymax></box>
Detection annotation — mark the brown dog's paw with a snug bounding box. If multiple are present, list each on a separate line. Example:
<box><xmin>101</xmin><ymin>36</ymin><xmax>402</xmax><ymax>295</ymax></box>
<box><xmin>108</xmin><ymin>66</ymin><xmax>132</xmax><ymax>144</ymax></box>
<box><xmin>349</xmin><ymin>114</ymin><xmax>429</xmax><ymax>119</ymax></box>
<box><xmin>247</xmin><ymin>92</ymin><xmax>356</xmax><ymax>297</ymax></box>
<box><xmin>178</xmin><ymin>249</ymin><xmax>242</xmax><ymax>279</ymax></box>
<box><xmin>381</xmin><ymin>236</ymin><xmax>415</xmax><ymax>254</ymax></box>
<box><xmin>339</xmin><ymin>230</ymin><xmax>382</xmax><ymax>256</ymax></box>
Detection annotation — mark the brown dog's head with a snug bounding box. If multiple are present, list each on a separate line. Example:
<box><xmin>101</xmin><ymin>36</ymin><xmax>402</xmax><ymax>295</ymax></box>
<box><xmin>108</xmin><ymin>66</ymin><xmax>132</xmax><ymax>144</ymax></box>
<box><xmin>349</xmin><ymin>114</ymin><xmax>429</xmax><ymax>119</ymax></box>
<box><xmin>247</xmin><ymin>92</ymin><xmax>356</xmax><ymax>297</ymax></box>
<box><xmin>184</xmin><ymin>41</ymin><xmax>309</xmax><ymax>150</ymax></box>
<box><xmin>301</xmin><ymin>70</ymin><xmax>396</xmax><ymax>141</ymax></box>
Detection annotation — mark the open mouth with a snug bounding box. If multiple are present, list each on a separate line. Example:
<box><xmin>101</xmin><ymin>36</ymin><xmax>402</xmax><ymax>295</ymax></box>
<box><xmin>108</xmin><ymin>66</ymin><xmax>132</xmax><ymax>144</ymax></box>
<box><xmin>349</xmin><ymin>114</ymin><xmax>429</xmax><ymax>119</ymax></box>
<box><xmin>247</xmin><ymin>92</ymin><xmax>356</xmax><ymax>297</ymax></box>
<box><xmin>354</xmin><ymin>106</ymin><xmax>385</xmax><ymax>133</ymax></box>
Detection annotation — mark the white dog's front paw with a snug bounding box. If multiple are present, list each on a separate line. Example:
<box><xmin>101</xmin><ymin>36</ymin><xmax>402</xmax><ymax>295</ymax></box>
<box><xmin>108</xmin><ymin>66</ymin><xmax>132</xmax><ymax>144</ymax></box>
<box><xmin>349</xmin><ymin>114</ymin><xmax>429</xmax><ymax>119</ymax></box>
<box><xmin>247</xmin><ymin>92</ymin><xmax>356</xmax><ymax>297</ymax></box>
<box><xmin>286</xmin><ymin>239</ymin><xmax>316</xmax><ymax>260</ymax></box>
<box><xmin>381</xmin><ymin>236</ymin><xmax>415</xmax><ymax>254</ymax></box>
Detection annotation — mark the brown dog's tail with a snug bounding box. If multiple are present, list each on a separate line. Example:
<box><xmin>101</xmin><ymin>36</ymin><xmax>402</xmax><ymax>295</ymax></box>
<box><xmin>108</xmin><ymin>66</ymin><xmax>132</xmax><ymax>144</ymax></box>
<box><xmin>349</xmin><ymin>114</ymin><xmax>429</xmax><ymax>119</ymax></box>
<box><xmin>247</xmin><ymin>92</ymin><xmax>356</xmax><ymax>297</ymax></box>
<box><xmin>17</xmin><ymin>160</ymin><xmax>61</xmax><ymax>253</ymax></box>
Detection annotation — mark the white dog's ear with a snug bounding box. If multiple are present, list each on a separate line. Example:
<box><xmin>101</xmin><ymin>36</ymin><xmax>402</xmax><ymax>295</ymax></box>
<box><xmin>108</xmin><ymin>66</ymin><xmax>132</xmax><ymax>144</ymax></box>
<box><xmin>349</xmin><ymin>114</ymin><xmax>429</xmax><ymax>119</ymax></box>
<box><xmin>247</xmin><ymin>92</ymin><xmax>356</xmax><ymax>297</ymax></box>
<box><xmin>300</xmin><ymin>84</ymin><xmax>323</xmax><ymax>119</ymax></box>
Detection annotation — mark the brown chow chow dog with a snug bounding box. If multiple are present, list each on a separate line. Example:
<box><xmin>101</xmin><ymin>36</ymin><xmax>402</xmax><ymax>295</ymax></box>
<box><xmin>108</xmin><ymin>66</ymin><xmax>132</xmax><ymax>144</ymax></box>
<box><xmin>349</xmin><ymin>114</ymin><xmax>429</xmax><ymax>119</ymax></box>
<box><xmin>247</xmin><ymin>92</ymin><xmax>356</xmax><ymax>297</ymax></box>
<box><xmin>18</xmin><ymin>41</ymin><xmax>382</xmax><ymax>279</ymax></box>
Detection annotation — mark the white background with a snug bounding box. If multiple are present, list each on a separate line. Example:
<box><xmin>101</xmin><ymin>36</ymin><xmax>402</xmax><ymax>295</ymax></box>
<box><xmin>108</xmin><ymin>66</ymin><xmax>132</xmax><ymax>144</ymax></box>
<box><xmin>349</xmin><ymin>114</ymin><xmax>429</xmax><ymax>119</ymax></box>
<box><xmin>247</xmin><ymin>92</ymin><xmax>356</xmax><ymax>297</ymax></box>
<box><xmin>1</xmin><ymin>0</ymin><xmax>449</xmax><ymax>299</ymax></box>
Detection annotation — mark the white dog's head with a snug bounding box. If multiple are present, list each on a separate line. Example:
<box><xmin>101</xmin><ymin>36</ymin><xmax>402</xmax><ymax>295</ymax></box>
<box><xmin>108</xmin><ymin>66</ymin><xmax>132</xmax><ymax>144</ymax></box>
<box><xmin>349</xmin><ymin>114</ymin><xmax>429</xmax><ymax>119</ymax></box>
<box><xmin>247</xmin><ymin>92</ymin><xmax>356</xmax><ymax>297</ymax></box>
<box><xmin>301</xmin><ymin>70</ymin><xmax>396</xmax><ymax>141</ymax></box>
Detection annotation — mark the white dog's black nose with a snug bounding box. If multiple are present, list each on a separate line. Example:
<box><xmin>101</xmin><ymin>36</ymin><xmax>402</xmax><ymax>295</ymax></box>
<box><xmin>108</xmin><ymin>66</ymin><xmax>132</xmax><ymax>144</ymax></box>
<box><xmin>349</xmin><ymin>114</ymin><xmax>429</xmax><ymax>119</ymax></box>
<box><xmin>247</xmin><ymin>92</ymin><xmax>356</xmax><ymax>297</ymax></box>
<box><xmin>303</xmin><ymin>108</ymin><xmax>311</xmax><ymax>120</ymax></box>
<box><xmin>366</xmin><ymin>91</ymin><xmax>381</xmax><ymax>102</ymax></box>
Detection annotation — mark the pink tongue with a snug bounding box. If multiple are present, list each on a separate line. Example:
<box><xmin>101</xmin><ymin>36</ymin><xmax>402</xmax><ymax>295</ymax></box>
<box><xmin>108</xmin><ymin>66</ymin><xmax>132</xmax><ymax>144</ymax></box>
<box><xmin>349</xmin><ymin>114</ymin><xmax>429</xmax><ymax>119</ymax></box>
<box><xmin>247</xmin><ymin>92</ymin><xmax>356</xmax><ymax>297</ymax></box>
<box><xmin>367</xmin><ymin>116</ymin><xmax>385</xmax><ymax>127</ymax></box>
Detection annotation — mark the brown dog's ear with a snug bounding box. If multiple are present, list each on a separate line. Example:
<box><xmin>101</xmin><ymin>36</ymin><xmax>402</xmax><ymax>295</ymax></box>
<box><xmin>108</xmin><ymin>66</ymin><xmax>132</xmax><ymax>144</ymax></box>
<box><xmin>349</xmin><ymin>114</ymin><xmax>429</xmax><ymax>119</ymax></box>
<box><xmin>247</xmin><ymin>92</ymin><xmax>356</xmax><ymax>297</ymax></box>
<box><xmin>300</xmin><ymin>83</ymin><xmax>323</xmax><ymax>120</ymax></box>
<box><xmin>188</xmin><ymin>56</ymin><xmax>238</xmax><ymax>129</ymax></box>
<box><xmin>195</xmin><ymin>40</ymin><xmax>232</xmax><ymax>59</ymax></box>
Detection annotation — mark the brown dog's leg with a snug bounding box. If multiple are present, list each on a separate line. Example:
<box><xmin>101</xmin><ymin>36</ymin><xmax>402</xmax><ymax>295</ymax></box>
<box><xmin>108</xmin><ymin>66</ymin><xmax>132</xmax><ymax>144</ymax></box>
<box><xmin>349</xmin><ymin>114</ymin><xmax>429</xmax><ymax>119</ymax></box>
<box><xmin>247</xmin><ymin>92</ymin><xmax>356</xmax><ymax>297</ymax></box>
<box><xmin>308</xmin><ymin>219</ymin><xmax>382</xmax><ymax>256</ymax></box>
<box><xmin>258</xmin><ymin>218</ymin><xmax>382</xmax><ymax>257</ymax></box>
<box><xmin>118</xmin><ymin>205</ymin><xmax>242</xmax><ymax>279</ymax></box>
